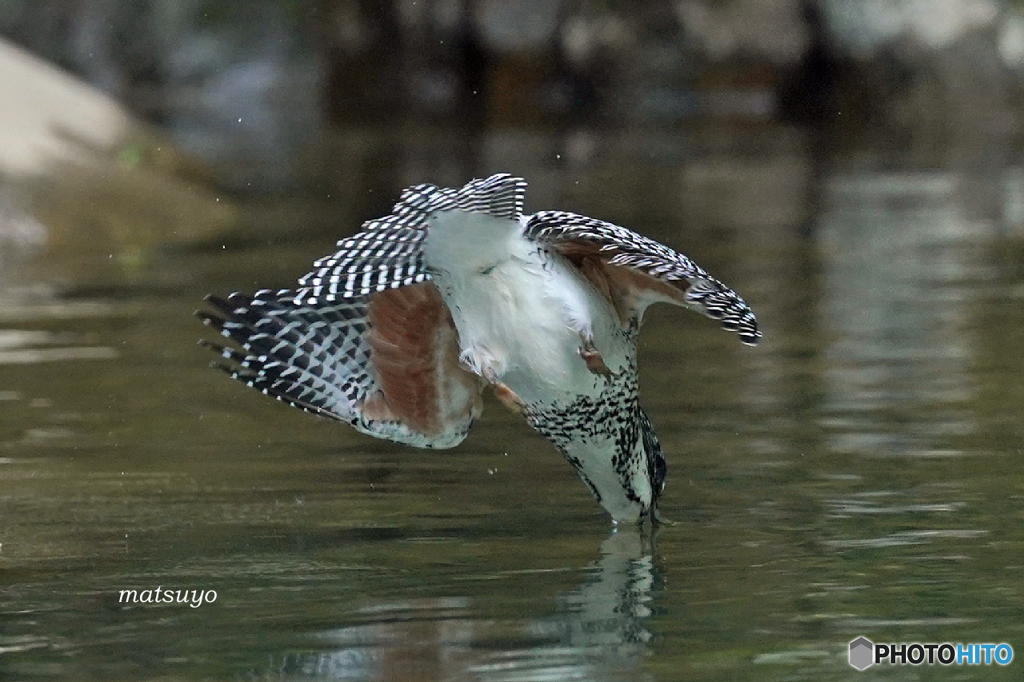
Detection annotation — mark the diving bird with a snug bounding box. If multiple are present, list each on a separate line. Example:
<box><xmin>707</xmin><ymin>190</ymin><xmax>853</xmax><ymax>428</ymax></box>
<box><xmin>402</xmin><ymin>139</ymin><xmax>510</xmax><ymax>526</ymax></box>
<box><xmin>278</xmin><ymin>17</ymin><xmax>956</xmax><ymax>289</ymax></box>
<box><xmin>197</xmin><ymin>174</ymin><xmax>759</xmax><ymax>523</ymax></box>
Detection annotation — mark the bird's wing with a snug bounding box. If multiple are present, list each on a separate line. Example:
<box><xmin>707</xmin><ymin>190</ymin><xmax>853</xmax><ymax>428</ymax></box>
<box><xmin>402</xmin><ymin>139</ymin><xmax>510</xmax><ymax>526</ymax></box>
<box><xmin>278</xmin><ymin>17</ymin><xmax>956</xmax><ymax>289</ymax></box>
<box><xmin>523</xmin><ymin>211</ymin><xmax>760</xmax><ymax>345</ymax></box>
<box><xmin>198</xmin><ymin>283</ymin><xmax>484</xmax><ymax>449</ymax></box>
<box><xmin>198</xmin><ymin>174</ymin><xmax>528</xmax><ymax>448</ymax></box>
<box><xmin>293</xmin><ymin>173</ymin><xmax>527</xmax><ymax>302</ymax></box>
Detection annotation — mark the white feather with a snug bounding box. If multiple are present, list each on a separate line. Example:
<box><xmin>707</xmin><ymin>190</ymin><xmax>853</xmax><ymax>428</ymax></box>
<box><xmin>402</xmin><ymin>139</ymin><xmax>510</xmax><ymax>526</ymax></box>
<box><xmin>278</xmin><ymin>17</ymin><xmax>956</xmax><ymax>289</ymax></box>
<box><xmin>424</xmin><ymin>210</ymin><xmax>627</xmax><ymax>405</ymax></box>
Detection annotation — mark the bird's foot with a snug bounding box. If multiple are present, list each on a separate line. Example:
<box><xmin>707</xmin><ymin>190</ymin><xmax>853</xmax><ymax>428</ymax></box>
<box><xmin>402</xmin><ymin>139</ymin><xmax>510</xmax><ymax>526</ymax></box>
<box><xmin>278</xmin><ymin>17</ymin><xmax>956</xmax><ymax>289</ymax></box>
<box><xmin>578</xmin><ymin>337</ymin><xmax>611</xmax><ymax>376</ymax></box>
<box><xmin>492</xmin><ymin>382</ymin><xmax>526</xmax><ymax>415</ymax></box>
<box><xmin>479</xmin><ymin>367</ymin><xmax>526</xmax><ymax>415</ymax></box>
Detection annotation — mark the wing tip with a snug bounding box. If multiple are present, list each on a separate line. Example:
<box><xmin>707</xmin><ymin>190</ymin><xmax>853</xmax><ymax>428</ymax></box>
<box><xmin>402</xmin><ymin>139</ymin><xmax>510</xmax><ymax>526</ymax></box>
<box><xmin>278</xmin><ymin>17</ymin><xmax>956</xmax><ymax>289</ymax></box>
<box><xmin>739</xmin><ymin>327</ymin><xmax>762</xmax><ymax>346</ymax></box>
<box><xmin>733</xmin><ymin>311</ymin><xmax>762</xmax><ymax>346</ymax></box>
<box><xmin>723</xmin><ymin>313</ymin><xmax>762</xmax><ymax>347</ymax></box>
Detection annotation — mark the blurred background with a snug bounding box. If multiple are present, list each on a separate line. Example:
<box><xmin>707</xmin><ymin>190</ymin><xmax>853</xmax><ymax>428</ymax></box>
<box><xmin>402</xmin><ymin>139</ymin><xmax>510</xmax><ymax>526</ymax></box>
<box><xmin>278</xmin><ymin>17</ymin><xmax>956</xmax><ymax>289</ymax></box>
<box><xmin>2</xmin><ymin>2</ymin><xmax>1024</xmax><ymax>681</ymax></box>
<box><xmin>3</xmin><ymin>0</ymin><xmax>1024</xmax><ymax>278</ymax></box>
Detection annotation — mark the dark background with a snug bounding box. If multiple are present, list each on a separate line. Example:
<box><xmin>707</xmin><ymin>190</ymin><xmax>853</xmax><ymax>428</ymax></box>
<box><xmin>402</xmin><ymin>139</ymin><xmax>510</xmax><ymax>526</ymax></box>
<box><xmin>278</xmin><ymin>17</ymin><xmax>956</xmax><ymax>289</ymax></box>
<box><xmin>3</xmin><ymin>0</ymin><xmax>1022</xmax><ymax>191</ymax></box>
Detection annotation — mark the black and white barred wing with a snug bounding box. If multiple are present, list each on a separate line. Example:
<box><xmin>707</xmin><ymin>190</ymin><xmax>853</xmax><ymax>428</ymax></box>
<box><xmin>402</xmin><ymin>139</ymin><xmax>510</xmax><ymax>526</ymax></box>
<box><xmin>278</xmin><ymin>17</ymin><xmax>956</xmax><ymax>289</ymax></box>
<box><xmin>198</xmin><ymin>284</ymin><xmax>484</xmax><ymax>449</ymax></box>
<box><xmin>524</xmin><ymin>211</ymin><xmax>760</xmax><ymax>345</ymax></box>
<box><xmin>197</xmin><ymin>174</ymin><xmax>526</xmax><ymax>448</ymax></box>
<box><xmin>294</xmin><ymin>173</ymin><xmax>527</xmax><ymax>302</ymax></box>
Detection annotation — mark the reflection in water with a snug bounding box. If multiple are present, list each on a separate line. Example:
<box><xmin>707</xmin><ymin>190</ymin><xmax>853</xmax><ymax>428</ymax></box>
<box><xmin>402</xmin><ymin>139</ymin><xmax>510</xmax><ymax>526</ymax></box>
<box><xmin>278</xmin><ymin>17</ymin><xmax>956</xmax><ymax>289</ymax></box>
<box><xmin>264</xmin><ymin>528</ymin><xmax>656</xmax><ymax>682</ymax></box>
<box><xmin>818</xmin><ymin>172</ymin><xmax>982</xmax><ymax>457</ymax></box>
<box><xmin>0</xmin><ymin>328</ymin><xmax>117</xmax><ymax>364</ymax></box>
<box><xmin>541</xmin><ymin>529</ymin><xmax>654</xmax><ymax>658</ymax></box>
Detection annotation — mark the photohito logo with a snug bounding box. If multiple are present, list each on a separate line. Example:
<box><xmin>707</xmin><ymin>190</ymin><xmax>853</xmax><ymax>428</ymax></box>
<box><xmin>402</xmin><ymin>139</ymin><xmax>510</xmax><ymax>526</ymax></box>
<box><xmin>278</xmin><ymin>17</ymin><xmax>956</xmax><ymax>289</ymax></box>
<box><xmin>849</xmin><ymin>637</ymin><xmax>1013</xmax><ymax>670</ymax></box>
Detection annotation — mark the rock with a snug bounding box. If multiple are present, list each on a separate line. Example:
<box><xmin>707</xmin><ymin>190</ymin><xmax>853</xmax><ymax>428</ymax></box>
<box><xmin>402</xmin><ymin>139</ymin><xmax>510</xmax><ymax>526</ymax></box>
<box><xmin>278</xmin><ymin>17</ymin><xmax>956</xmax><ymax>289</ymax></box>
<box><xmin>0</xmin><ymin>36</ymin><xmax>238</xmax><ymax>279</ymax></box>
<box><xmin>0</xmin><ymin>38</ymin><xmax>131</xmax><ymax>176</ymax></box>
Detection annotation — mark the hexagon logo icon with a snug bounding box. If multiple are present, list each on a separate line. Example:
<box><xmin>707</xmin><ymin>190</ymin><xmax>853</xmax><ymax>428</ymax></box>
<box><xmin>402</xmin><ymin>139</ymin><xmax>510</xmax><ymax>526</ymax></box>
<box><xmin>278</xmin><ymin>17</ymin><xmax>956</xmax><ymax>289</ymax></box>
<box><xmin>849</xmin><ymin>637</ymin><xmax>874</xmax><ymax>670</ymax></box>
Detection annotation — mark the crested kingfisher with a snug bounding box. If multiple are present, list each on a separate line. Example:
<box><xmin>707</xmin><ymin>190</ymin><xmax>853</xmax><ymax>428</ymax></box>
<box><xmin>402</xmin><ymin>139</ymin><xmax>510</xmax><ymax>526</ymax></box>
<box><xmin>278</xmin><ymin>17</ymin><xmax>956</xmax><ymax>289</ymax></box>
<box><xmin>198</xmin><ymin>174</ymin><xmax>760</xmax><ymax>523</ymax></box>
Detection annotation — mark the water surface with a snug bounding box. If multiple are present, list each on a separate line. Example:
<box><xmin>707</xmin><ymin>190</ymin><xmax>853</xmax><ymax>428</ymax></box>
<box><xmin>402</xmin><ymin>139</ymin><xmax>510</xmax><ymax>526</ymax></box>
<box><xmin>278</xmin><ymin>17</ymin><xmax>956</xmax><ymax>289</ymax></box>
<box><xmin>2</xmin><ymin>126</ymin><xmax>1023</xmax><ymax>681</ymax></box>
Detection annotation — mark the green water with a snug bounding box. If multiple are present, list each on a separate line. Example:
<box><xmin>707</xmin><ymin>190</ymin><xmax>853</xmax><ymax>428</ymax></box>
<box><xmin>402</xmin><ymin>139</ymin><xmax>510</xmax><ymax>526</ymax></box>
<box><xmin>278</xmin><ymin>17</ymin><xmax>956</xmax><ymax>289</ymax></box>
<box><xmin>1</xmin><ymin>128</ymin><xmax>1022</xmax><ymax>681</ymax></box>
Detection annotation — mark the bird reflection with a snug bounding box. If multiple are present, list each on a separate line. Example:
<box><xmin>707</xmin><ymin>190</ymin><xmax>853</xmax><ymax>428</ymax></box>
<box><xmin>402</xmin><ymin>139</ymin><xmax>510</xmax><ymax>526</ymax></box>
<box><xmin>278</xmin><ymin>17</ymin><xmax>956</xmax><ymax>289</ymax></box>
<box><xmin>538</xmin><ymin>527</ymin><xmax>656</xmax><ymax>655</ymax></box>
<box><xmin>260</xmin><ymin>526</ymin><xmax>658</xmax><ymax>681</ymax></box>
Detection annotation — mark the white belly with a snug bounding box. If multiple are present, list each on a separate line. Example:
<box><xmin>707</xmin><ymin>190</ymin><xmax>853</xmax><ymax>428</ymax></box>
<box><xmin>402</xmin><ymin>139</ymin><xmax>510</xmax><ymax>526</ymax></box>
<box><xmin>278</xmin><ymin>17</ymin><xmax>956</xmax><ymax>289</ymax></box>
<box><xmin>423</xmin><ymin>210</ymin><xmax>626</xmax><ymax>405</ymax></box>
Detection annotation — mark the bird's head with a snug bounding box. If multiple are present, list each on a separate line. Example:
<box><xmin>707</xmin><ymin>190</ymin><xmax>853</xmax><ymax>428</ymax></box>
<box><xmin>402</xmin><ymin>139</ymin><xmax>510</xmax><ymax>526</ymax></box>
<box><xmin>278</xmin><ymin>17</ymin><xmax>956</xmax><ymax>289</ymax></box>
<box><xmin>639</xmin><ymin>408</ymin><xmax>667</xmax><ymax>512</ymax></box>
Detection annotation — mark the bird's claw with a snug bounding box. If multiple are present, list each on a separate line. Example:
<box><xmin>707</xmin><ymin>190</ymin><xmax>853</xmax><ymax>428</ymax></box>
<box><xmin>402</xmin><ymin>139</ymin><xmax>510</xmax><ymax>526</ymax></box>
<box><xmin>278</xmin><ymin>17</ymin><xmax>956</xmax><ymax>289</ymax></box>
<box><xmin>479</xmin><ymin>368</ymin><xmax>526</xmax><ymax>415</ymax></box>
<box><xmin>578</xmin><ymin>337</ymin><xmax>611</xmax><ymax>376</ymax></box>
<box><xmin>492</xmin><ymin>382</ymin><xmax>526</xmax><ymax>415</ymax></box>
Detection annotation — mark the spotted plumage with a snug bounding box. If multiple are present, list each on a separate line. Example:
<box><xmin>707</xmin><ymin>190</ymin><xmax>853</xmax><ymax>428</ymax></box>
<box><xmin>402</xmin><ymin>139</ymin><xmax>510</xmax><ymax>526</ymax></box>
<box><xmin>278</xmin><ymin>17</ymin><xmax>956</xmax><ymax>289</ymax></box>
<box><xmin>198</xmin><ymin>173</ymin><xmax>759</xmax><ymax>523</ymax></box>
